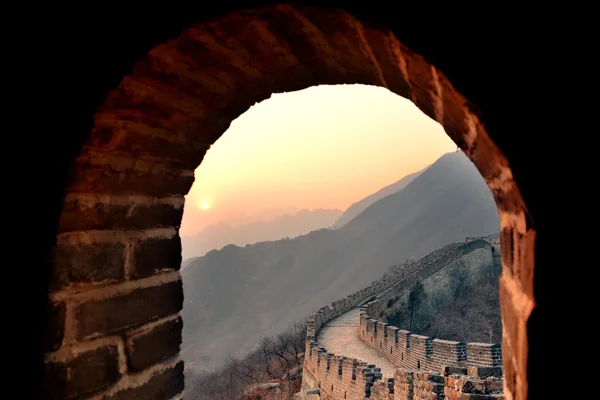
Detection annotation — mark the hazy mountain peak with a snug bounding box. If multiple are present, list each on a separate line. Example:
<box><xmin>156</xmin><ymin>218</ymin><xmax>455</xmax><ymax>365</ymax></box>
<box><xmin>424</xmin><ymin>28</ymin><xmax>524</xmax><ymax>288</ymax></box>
<box><xmin>333</xmin><ymin>168</ymin><xmax>425</xmax><ymax>228</ymax></box>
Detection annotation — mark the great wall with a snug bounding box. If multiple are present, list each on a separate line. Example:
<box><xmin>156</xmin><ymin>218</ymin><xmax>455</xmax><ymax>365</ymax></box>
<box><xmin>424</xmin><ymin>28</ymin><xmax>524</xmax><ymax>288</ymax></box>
<box><xmin>300</xmin><ymin>234</ymin><xmax>504</xmax><ymax>400</ymax></box>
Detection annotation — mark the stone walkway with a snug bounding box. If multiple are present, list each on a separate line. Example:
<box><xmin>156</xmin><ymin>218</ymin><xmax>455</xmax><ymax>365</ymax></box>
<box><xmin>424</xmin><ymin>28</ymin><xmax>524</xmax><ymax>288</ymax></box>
<box><xmin>317</xmin><ymin>308</ymin><xmax>397</xmax><ymax>379</ymax></box>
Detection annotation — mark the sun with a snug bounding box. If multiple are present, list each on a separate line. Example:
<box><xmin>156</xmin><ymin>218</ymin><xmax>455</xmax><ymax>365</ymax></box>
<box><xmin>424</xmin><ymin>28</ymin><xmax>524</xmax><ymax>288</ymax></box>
<box><xmin>198</xmin><ymin>199</ymin><xmax>212</xmax><ymax>210</ymax></box>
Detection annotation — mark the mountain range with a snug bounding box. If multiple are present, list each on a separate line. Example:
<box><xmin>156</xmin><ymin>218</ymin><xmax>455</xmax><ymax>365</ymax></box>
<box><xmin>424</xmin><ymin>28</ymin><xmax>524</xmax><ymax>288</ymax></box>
<box><xmin>181</xmin><ymin>209</ymin><xmax>343</xmax><ymax>261</ymax></box>
<box><xmin>181</xmin><ymin>151</ymin><xmax>500</xmax><ymax>373</ymax></box>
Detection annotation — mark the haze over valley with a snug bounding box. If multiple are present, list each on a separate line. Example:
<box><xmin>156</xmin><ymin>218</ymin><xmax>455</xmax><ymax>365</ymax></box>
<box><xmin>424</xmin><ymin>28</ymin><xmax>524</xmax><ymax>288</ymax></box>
<box><xmin>181</xmin><ymin>151</ymin><xmax>500</xmax><ymax>373</ymax></box>
<box><xmin>181</xmin><ymin>208</ymin><xmax>342</xmax><ymax>261</ymax></box>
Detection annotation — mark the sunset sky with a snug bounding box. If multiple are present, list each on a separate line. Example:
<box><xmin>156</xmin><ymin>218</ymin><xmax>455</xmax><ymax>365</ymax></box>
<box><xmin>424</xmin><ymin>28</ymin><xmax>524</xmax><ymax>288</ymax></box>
<box><xmin>181</xmin><ymin>84</ymin><xmax>457</xmax><ymax>236</ymax></box>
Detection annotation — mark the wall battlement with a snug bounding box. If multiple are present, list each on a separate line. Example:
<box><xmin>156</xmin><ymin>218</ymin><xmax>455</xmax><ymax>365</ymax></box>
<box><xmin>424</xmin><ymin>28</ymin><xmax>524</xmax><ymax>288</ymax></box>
<box><xmin>303</xmin><ymin>343</ymin><xmax>387</xmax><ymax>399</ymax></box>
<box><xmin>359</xmin><ymin>239</ymin><xmax>502</xmax><ymax>370</ymax></box>
<box><xmin>301</xmin><ymin>235</ymin><xmax>503</xmax><ymax>399</ymax></box>
<box><xmin>466</xmin><ymin>233</ymin><xmax>501</xmax><ymax>265</ymax></box>
<box><xmin>359</xmin><ymin>313</ymin><xmax>502</xmax><ymax>371</ymax></box>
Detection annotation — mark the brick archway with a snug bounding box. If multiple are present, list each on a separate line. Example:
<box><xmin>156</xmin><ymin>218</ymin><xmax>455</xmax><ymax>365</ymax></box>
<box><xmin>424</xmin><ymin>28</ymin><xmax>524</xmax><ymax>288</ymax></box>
<box><xmin>45</xmin><ymin>5</ymin><xmax>535</xmax><ymax>399</ymax></box>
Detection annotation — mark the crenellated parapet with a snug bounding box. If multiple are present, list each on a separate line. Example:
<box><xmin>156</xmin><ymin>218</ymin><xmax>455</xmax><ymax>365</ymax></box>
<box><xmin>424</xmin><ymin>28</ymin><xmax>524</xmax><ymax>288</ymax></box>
<box><xmin>358</xmin><ymin>239</ymin><xmax>502</xmax><ymax>371</ymax></box>
<box><xmin>359</xmin><ymin>311</ymin><xmax>502</xmax><ymax>370</ymax></box>
<box><xmin>467</xmin><ymin>233</ymin><xmax>501</xmax><ymax>265</ymax></box>
<box><xmin>361</xmin><ymin>239</ymin><xmax>494</xmax><ymax>321</ymax></box>
<box><xmin>301</xmin><ymin>235</ymin><xmax>502</xmax><ymax>399</ymax></box>
<box><xmin>303</xmin><ymin>343</ymin><xmax>388</xmax><ymax>400</ymax></box>
<box><xmin>392</xmin><ymin>366</ymin><xmax>504</xmax><ymax>400</ymax></box>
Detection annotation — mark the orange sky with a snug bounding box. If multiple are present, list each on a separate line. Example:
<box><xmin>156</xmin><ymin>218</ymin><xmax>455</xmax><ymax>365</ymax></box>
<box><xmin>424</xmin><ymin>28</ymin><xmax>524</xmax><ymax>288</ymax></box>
<box><xmin>181</xmin><ymin>84</ymin><xmax>456</xmax><ymax>236</ymax></box>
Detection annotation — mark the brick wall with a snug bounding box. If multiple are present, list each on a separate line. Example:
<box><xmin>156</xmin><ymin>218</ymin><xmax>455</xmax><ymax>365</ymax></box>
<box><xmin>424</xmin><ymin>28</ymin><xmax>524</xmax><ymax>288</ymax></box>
<box><xmin>45</xmin><ymin>223</ymin><xmax>185</xmax><ymax>399</ymax></box>
<box><xmin>44</xmin><ymin>3</ymin><xmax>534</xmax><ymax>399</ymax></box>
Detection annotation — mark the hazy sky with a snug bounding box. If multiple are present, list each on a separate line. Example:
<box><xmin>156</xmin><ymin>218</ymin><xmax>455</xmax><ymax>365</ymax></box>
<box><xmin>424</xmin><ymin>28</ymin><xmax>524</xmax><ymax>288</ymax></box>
<box><xmin>181</xmin><ymin>84</ymin><xmax>456</xmax><ymax>236</ymax></box>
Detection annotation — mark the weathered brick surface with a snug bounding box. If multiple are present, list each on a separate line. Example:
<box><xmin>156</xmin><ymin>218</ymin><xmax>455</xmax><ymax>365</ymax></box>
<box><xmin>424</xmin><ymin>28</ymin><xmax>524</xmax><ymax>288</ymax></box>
<box><xmin>466</xmin><ymin>343</ymin><xmax>502</xmax><ymax>367</ymax></box>
<box><xmin>132</xmin><ymin>237</ymin><xmax>182</xmax><ymax>278</ymax></box>
<box><xmin>258</xmin><ymin>7</ymin><xmax>357</xmax><ymax>87</ymax></box>
<box><xmin>44</xmin><ymin>302</ymin><xmax>65</xmax><ymax>352</ymax></box>
<box><xmin>75</xmin><ymin>280</ymin><xmax>183</xmax><ymax>339</ymax></box>
<box><xmin>370</xmin><ymin>379</ymin><xmax>394</xmax><ymax>399</ymax></box>
<box><xmin>99</xmin><ymin>81</ymin><xmax>199</xmax><ymax>136</ymax></box>
<box><xmin>362</xmin><ymin>28</ymin><xmax>412</xmax><ymax>99</ymax></box>
<box><xmin>386</xmin><ymin>369</ymin><xmax>505</xmax><ymax>400</ymax></box>
<box><xmin>402</xmin><ymin>45</ymin><xmax>436</xmax><ymax>121</ymax></box>
<box><xmin>45</xmin><ymin>5</ymin><xmax>532</xmax><ymax>400</ymax></box>
<box><xmin>305</xmin><ymin>346</ymin><xmax>385</xmax><ymax>400</ymax></box>
<box><xmin>437</xmin><ymin>70</ymin><xmax>471</xmax><ymax>149</ymax></box>
<box><xmin>43</xmin><ymin>344</ymin><xmax>120</xmax><ymax>399</ymax></box>
<box><xmin>52</xmin><ymin>241</ymin><xmax>125</xmax><ymax>290</ymax></box>
<box><xmin>58</xmin><ymin>198</ymin><xmax>183</xmax><ymax>233</ymax></box>
<box><xmin>105</xmin><ymin>361</ymin><xmax>184</xmax><ymax>400</ymax></box>
<box><xmin>86</xmin><ymin>121</ymin><xmax>212</xmax><ymax>170</ymax></box>
<box><xmin>444</xmin><ymin>376</ymin><xmax>505</xmax><ymax>400</ymax></box>
<box><xmin>299</xmin><ymin>7</ymin><xmax>386</xmax><ymax>86</ymax></box>
<box><xmin>394</xmin><ymin>370</ymin><xmax>414</xmax><ymax>400</ymax></box>
<box><xmin>67</xmin><ymin>154</ymin><xmax>196</xmax><ymax>196</ymax></box>
<box><xmin>126</xmin><ymin>317</ymin><xmax>183</xmax><ymax>371</ymax></box>
<box><xmin>467</xmin><ymin>367</ymin><xmax>503</xmax><ymax>379</ymax></box>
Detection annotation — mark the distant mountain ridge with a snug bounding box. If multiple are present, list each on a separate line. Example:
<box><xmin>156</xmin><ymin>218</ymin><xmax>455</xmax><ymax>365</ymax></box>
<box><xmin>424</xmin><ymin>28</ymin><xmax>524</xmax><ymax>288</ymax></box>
<box><xmin>181</xmin><ymin>151</ymin><xmax>500</xmax><ymax>373</ymax></box>
<box><xmin>333</xmin><ymin>169</ymin><xmax>424</xmax><ymax>228</ymax></box>
<box><xmin>181</xmin><ymin>208</ymin><xmax>342</xmax><ymax>260</ymax></box>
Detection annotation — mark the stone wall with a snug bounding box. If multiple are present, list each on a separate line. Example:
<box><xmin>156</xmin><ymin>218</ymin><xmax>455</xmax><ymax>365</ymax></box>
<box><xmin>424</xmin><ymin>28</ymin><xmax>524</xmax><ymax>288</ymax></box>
<box><xmin>361</xmin><ymin>240</ymin><xmax>494</xmax><ymax>321</ymax></box>
<box><xmin>358</xmin><ymin>239</ymin><xmax>502</xmax><ymax>372</ymax></box>
<box><xmin>359</xmin><ymin>315</ymin><xmax>502</xmax><ymax>371</ymax></box>
<box><xmin>302</xmin><ymin>348</ymin><xmax>504</xmax><ymax>400</ymax></box>
<box><xmin>303</xmin><ymin>346</ymin><xmax>387</xmax><ymax>399</ymax></box>
<box><xmin>301</xmin><ymin>237</ymin><xmax>503</xmax><ymax>399</ymax></box>
<box><xmin>466</xmin><ymin>233</ymin><xmax>501</xmax><ymax>266</ymax></box>
<box><xmin>377</xmin><ymin>247</ymin><xmax>496</xmax><ymax>323</ymax></box>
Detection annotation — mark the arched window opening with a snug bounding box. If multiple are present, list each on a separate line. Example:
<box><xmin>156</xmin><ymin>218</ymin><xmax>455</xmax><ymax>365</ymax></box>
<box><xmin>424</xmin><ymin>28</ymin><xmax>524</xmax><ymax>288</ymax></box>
<box><xmin>42</xmin><ymin>7</ymin><xmax>535</xmax><ymax>400</ymax></box>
